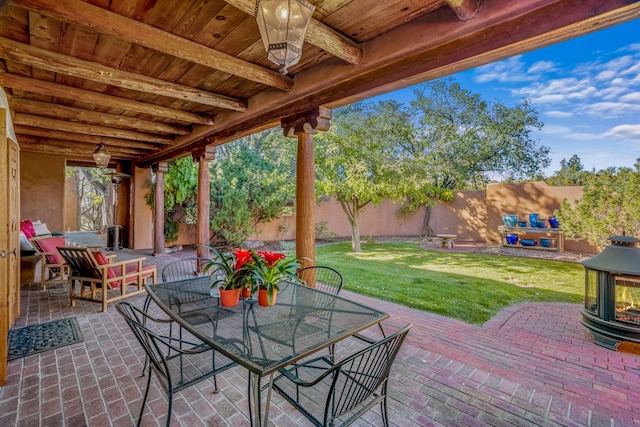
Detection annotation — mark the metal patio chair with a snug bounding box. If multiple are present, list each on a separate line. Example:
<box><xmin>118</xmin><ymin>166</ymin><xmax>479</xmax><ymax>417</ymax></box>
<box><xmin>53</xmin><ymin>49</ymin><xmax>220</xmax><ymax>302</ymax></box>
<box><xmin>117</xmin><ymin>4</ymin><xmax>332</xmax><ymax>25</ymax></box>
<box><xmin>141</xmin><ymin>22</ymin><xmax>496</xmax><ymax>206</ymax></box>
<box><xmin>161</xmin><ymin>257</ymin><xmax>211</xmax><ymax>282</ymax></box>
<box><xmin>297</xmin><ymin>265</ymin><xmax>344</xmax><ymax>295</ymax></box>
<box><xmin>115</xmin><ymin>301</ymin><xmax>241</xmax><ymax>427</ymax></box>
<box><xmin>272</xmin><ymin>323</ymin><xmax>412</xmax><ymax>427</ymax></box>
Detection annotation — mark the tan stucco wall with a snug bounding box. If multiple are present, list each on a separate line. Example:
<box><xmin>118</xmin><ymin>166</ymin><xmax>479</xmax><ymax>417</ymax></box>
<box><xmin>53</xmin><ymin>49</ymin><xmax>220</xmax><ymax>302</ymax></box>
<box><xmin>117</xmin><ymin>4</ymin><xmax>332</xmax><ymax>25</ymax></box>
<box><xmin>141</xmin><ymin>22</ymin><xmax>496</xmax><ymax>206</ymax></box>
<box><xmin>64</xmin><ymin>177</ymin><xmax>78</xmax><ymax>231</ymax></box>
<box><xmin>20</xmin><ymin>152</ymin><xmax>66</xmax><ymax>233</ymax></box>
<box><xmin>131</xmin><ymin>167</ymin><xmax>154</xmax><ymax>250</ymax></box>
<box><xmin>486</xmin><ymin>181</ymin><xmax>596</xmax><ymax>253</ymax></box>
<box><xmin>253</xmin><ymin>192</ymin><xmax>486</xmax><ymax>242</ymax></box>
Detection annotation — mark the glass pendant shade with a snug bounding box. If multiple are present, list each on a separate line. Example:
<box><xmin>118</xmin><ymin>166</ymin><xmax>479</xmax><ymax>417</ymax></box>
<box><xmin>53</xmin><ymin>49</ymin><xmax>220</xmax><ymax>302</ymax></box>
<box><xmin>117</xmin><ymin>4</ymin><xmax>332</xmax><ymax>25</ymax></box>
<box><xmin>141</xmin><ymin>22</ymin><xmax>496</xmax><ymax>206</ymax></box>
<box><xmin>256</xmin><ymin>0</ymin><xmax>315</xmax><ymax>75</ymax></box>
<box><xmin>93</xmin><ymin>143</ymin><xmax>111</xmax><ymax>168</ymax></box>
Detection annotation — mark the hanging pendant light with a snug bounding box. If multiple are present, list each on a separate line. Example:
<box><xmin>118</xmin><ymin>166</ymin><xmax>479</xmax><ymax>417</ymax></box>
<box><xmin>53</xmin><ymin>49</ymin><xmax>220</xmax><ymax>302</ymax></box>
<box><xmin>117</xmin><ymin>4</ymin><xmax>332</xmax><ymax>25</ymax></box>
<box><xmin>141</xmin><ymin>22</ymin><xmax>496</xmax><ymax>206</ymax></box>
<box><xmin>93</xmin><ymin>142</ymin><xmax>111</xmax><ymax>168</ymax></box>
<box><xmin>256</xmin><ymin>0</ymin><xmax>315</xmax><ymax>75</ymax></box>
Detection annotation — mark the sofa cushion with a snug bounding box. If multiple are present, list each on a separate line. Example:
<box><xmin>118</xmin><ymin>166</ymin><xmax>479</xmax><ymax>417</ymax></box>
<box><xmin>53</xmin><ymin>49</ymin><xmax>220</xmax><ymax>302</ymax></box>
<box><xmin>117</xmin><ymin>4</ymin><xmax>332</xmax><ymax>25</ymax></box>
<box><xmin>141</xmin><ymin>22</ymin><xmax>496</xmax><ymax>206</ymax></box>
<box><xmin>36</xmin><ymin>236</ymin><xmax>65</xmax><ymax>264</ymax></box>
<box><xmin>91</xmin><ymin>251</ymin><xmax>118</xmax><ymax>284</ymax></box>
<box><xmin>124</xmin><ymin>264</ymin><xmax>156</xmax><ymax>284</ymax></box>
<box><xmin>20</xmin><ymin>220</ymin><xmax>36</xmax><ymax>239</ymax></box>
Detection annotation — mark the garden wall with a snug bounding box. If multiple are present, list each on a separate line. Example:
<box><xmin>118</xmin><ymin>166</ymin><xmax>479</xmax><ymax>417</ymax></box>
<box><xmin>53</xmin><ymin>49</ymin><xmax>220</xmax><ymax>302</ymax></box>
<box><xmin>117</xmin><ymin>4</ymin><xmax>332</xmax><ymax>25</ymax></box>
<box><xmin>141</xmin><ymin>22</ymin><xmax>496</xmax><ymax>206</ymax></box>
<box><xmin>248</xmin><ymin>182</ymin><xmax>597</xmax><ymax>254</ymax></box>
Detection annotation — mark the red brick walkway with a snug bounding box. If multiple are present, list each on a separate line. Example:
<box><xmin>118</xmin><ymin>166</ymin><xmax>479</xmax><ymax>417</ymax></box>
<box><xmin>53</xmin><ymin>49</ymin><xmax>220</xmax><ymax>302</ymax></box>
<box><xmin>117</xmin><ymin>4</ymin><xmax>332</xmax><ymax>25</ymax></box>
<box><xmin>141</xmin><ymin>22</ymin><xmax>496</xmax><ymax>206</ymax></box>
<box><xmin>2</xmin><ymin>277</ymin><xmax>640</xmax><ymax>426</ymax></box>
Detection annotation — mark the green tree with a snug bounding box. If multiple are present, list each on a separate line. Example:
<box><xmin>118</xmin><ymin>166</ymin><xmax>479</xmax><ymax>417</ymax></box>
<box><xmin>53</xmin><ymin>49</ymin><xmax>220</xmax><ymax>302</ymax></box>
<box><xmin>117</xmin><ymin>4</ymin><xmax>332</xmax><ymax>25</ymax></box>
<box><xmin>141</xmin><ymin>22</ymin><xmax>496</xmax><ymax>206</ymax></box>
<box><xmin>315</xmin><ymin>102</ymin><xmax>401</xmax><ymax>252</ymax></box>
<box><xmin>546</xmin><ymin>154</ymin><xmax>592</xmax><ymax>186</ymax></box>
<box><xmin>396</xmin><ymin>79</ymin><xmax>548</xmax><ymax>235</ymax></box>
<box><xmin>556</xmin><ymin>163</ymin><xmax>640</xmax><ymax>248</ymax></box>
<box><xmin>145</xmin><ymin>156</ymin><xmax>198</xmax><ymax>242</ymax></box>
<box><xmin>410</xmin><ymin>78</ymin><xmax>550</xmax><ymax>190</ymax></box>
<box><xmin>209</xmin><ymin>130</ymin><xmax>296</xmax><ymax>247</ymax></box>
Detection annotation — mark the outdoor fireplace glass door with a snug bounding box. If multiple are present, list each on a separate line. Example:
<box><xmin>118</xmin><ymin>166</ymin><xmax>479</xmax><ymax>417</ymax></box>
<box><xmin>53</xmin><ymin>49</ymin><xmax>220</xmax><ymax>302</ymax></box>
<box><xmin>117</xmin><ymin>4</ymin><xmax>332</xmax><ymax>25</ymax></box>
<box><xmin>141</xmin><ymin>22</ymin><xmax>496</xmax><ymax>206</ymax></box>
<box><xmin>614</xmin><ymin>275</ymin><xmax>640</xmax><ymax>325</ymax></box>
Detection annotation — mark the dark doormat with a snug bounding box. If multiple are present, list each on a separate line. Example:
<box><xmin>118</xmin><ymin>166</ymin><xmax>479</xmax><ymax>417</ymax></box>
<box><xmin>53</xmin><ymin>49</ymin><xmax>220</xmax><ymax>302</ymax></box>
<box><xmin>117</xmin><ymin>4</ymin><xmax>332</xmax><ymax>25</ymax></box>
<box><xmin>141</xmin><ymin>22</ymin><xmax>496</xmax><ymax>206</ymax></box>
<box><xmin>8</xmin><ymin>317</ymin><xmax>84</xmax><ymax>360</ymax></box>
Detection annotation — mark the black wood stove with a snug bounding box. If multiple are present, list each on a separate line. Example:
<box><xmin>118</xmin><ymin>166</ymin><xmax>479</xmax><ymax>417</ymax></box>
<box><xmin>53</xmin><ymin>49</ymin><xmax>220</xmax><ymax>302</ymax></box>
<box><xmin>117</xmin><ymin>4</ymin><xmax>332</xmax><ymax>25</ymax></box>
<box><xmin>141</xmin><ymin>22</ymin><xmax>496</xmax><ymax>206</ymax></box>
<box><xmin>581</xmin><ymin>236</ymin><xmax>640</xmax><ymax>349</ymax></box>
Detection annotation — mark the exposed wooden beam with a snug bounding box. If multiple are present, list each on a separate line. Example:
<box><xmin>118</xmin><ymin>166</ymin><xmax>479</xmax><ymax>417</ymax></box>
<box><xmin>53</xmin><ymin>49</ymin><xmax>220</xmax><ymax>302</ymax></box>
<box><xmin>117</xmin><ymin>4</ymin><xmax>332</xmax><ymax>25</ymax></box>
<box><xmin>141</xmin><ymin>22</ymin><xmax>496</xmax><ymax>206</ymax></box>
<box><xmin>445</xmin><ymin>0</ymin><xmax>481</xmax><ymax>21</ymax></box>
<box><xmin>0</xmin><ymin>37</ymin><xmax>248</xmax><ymax>111</ymax></box>
<box><xmin>17</xmin><ymin>137</ymin><xmax>142</xmax><ymax>158</ymax></box>
<box><xmin>10</xmin><ymin>98</ymin><xmax>191</xmax><ymax>135</ymax></box>
<box><xmin>13</xmin><ymin>114</ymin><xmax>173</xmax><ymax>143</ymax></box>
<box><xmin>0</xmin><ymin>72</ymin><xmax>214</xmax><ymax>125</ymax></box>
<box><xmin>223</xmin><ymin>0</ymin><xmax>362</xmax><ymax>65</ymax></box>
<box><xmin>14</xmin><ymin>125</ymin><xmax>162</xmax><ymax>150</ymax></box>
<box><xmin>9</xmin><ymin>0</ymin><xmax>294</xmax><ymax>91</ymax></box>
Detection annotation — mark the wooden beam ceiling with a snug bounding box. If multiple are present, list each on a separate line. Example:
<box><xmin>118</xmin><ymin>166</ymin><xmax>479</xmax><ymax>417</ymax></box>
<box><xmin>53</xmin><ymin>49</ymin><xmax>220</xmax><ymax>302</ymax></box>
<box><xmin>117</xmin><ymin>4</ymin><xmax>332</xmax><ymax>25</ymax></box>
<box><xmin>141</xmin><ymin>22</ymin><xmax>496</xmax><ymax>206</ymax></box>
<box><xmin>139</xmin><ymin>0</ymin><xmax>640</xmax><ymax>167</ymax></box>
<box><xmin>0</xmin><ymin>37</ymin><xmax>248</xmax><ymax>111</ymax></box>
<box><xmin>0</xmin><ymin>72</ymin><xmax>214</xmax><ymax>125</ymax></box>
<box><xmin>9</xmin><ymin>98</ymin><xmax>191</xmax><ymax>135</ymax></box>
<box><xmin>1</xmin><ymin>0</ymin><xmax>638</xmax><ymax>164</ymax></box>
<box><xmin>9</xmin><ymin>0</ymin><xmax>295</xmax><ymax>91</ymax></box>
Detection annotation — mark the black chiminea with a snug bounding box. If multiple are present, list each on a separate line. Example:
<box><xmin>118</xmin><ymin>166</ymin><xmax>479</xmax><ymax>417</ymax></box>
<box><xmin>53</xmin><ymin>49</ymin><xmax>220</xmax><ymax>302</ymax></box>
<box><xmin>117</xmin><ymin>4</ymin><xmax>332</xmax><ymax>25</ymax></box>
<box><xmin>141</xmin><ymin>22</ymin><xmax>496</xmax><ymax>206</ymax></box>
<box><xmin>581</xmin><ymin>236</ymin><xmax>640</xmax><ymax>349</ymax></box>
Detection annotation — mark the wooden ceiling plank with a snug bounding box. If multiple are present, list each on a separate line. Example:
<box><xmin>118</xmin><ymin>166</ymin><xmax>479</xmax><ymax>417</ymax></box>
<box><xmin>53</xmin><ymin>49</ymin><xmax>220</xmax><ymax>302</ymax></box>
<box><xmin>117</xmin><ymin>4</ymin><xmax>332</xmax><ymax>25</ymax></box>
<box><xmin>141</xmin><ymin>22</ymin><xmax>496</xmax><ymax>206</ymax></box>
<box><xmin>13</xmin><ymin>113</ymin><xmax>174</xmax><ymax>143</ymax></box>
<box><xmin>0</xmin><ymin>5</ymin><xmax>30</xmax><ymax>43</ymax></box>
<box><xmin>0</xmin><ymin>37</ymin><xmax>248</xmax><ymax>111</ymax></box>
<box><xmin>14</xmin><ymin>125</ymin><xmax>162</xmax><ymax>150</ymax></box>
<box><xmin>222</xmin><ymin>0</ymin><xmax>362</xmax><ymax>65</ymax></box>
<box><xmin>0</xmin><ymin>72</ymin><xmax>215</xmax><ymax>125</ymax></box>
<box><xmin>322</xmin><ymin>0</ymin><xmax>442</xmax><ymax>42</ymax></box>
<box><xmin>10</xmin><ymin>98</ymin><xmax>191</xmax><ymax>135</ymax></box>
<box><xmin>9</xmin><ymin>0</ymin><xmax>294</xmax><ymax>91</ymax></box>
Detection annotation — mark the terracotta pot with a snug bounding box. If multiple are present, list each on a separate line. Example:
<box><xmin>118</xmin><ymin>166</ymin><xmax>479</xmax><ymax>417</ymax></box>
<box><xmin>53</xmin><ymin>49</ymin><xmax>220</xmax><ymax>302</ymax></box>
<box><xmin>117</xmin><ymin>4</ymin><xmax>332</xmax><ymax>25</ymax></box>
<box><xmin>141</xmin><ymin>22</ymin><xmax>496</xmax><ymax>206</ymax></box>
<box><xmin>258</xmin><ymin>288</ymin><xmax>277</xmax><ymax>307</ymax></box>
<box><xmin>219</xmin><ymin>288</ymin><xmax>240</xmax><ymax>307</ymax></box>
<box><xmin>242</xmin><ymin>287</ymin><xmax>252</xmax><ymax>299</ymax></box>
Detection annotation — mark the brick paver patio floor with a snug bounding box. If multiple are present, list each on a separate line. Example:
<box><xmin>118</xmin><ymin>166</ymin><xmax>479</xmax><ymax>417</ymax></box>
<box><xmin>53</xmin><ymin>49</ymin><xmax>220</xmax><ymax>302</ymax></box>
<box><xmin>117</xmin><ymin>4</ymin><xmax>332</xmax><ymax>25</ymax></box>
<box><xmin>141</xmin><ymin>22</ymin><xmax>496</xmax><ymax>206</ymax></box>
<box><xmin>2</xmin><ymin>249</ymin><xmax>640</xmax><ymax>426</ymax></box>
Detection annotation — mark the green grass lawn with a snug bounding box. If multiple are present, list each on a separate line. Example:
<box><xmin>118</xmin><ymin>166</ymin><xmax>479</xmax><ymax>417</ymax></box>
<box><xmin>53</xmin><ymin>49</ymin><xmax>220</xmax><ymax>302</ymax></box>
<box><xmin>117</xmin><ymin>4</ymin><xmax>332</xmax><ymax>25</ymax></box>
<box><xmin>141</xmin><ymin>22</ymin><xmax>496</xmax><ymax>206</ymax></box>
<box><xmin>315</xmin><ymin>242</ymin><xmax>585</xmax><ymax>325</ymax></box>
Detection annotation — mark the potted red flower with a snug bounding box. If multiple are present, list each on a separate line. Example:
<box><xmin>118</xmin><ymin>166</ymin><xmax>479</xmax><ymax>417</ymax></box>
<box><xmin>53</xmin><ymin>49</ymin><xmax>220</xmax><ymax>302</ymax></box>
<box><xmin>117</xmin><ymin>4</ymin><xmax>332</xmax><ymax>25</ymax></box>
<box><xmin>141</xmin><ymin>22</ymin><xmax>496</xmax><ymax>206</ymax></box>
<box><xmin>203</xmin><ymin>247</ymin><xmax>252</xmax><ymax>307</ymax></box>
<box><xmin>243</xmin><ymin>250</ymin><xmax>303</xmax><ymax>306</ymax></box>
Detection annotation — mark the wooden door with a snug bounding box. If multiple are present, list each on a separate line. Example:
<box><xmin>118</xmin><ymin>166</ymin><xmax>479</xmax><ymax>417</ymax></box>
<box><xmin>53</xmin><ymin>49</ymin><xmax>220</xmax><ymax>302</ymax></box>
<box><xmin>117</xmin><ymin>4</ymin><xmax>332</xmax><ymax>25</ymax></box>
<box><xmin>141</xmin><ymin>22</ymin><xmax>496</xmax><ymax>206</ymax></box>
<box><xmin>0</xmin><ymin>108</ymin><xmax>20</xmax><ymax>386</ymax></box>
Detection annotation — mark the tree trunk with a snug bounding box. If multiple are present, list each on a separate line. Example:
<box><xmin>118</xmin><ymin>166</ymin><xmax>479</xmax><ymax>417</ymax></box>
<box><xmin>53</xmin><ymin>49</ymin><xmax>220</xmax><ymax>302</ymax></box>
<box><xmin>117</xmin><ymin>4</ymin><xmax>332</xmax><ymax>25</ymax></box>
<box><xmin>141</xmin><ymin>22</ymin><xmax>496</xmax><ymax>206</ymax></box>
<box><xmin>351</xmin><ymin>200</ymin><xmax>361</xmax><ymax>252</ymax></box>
<box><xmin>422</xmin><ymin>204</ymin><xmax>434</xmax><ymax>237</ymax></box>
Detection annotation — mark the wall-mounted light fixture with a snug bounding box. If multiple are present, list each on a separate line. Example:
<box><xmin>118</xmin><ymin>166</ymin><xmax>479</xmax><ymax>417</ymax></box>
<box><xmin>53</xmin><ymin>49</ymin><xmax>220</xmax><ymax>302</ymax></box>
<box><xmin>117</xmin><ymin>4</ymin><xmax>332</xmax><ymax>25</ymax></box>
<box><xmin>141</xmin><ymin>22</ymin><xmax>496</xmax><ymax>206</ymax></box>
<box><xmin>256</xmin><ymin>0</ymin><xmax>315</xmax><ymax>75</ymax></box>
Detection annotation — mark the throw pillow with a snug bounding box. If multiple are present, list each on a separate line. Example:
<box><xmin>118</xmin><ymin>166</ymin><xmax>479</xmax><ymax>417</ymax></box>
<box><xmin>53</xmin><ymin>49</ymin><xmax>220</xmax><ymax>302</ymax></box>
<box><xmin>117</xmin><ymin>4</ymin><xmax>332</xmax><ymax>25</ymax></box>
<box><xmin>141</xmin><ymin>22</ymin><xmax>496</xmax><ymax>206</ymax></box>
<box><xmin>35</xmin><ymin>236</ymin><xmax>65</xmax><ymax>264</ymax></box>
<box><xmin>33</xmin><ymin>222</ymin><xmax>51</xmax><ymax>236</ymax></box>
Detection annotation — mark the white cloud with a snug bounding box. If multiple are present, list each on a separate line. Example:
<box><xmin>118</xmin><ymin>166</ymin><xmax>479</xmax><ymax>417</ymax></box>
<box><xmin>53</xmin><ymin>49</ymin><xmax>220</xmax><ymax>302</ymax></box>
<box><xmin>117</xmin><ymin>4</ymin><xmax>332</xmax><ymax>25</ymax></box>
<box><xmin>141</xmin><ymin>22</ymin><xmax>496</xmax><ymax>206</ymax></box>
<box><xmin>603</xmin><ymin>124</ymin><xmax>640</xmax><ymax>140</ymax></box>
<box><xmin>580</xmin><ymin>102</ymin><xmax>640</xmax><ymax>119</ymax></box>
<box><xmin>528</xmin><ymin>60</ymin><xmax>555</xmax><ymax>74</ymax></box>
<box><xmin>545</xmin><ymin>110</ymin><xmax>573</xmax><ymax>118</ymax></box>
<box><xmin>542</xmin><ymin>125</ymin><xmax>572</xmax><ymax>135</ymax></box>
<box><xmin>596</xmin><ymin>70</ymin><xmax>616</xmax><ymax>81</ymax></box>
<box><xmin>620</xmin><ymin>92</ymin><xmax>640</xmax><ymax>102</ymax></box>
<box><xmin>474</xmin><ymin>56</ymin><xmax>530</xmax><ymax>83</ymax></box>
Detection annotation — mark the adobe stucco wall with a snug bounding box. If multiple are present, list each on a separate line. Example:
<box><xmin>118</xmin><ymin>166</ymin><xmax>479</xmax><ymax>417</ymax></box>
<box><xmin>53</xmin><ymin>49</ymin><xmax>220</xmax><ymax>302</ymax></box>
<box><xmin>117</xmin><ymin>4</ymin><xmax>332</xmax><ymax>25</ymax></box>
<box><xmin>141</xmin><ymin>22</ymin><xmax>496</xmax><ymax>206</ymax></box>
<box><xmin>64</xmin><ymin>177</ymin><xmax>78</xmax><ymax>231</ymax></box>
<box><xmin>131</xmin><ymin>167</ymin><xmax>154</xmax><ymax>250</ymax></box>
<box><xmin>251</xmin><ymin>192</ymin><xmax>486</xmax><ymax>242</ymax></box>
<box><xmin>486</xmin><ymin>181</ymin><xmax>596</xmax><ymax>253</ymax></box>
<box><xmin>20</xmin><ymin>152</ymin><xmax>66</xmax><ymax>233</ymax></box>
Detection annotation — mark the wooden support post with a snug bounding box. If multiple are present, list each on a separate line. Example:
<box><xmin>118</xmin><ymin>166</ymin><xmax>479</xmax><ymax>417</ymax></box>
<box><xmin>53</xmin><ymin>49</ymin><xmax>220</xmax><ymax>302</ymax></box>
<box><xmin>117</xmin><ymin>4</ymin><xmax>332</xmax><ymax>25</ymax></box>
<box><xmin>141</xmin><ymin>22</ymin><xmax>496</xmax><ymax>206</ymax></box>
<box><xmin>193</xmin><ymin>145</ymin><xmax>216</xmax><ymax>261</ymax></box>
<box><xmin>152</xmin><ymin>162</ymin><xmax>168</xmax><ymax>256</ymax></box>
<box><xmin>282</xmin><ymin>107</ymin><xmax>332</xmax><ymax>268</ymax></box>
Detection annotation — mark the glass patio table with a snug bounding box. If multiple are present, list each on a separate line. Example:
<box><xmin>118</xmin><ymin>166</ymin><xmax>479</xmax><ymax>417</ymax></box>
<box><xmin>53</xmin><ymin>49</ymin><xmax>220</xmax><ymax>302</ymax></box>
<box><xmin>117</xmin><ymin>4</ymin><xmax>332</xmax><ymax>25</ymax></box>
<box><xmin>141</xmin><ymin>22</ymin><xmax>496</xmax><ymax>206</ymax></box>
<box><xmin>145</xmin><ymin>276</ymin><xmax>388</xmax><ymax>426</ymax></box>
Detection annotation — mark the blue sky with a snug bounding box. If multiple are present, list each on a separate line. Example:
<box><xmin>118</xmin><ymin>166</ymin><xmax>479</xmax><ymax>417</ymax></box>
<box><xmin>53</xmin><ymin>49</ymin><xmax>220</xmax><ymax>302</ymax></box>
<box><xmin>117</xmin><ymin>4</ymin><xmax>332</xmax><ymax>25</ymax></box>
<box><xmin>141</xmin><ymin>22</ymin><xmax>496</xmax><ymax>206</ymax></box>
<box><xmin>374</xmin><ymin>19</ymin><xmax>640</xmax><ymax>176</ymax></box>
